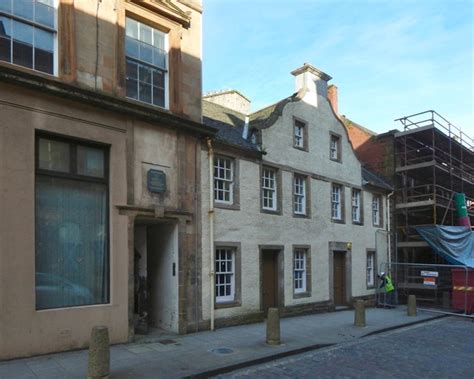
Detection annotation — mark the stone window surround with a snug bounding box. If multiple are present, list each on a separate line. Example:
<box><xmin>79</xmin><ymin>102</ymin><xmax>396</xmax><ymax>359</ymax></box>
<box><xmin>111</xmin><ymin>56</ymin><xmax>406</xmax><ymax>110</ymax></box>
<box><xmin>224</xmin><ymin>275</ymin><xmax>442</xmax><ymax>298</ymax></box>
<box><xmin>292</xmin><ymin>245</ymin><xmax>312</xmax><ymax>299</ymax></box>
<box><xmin>330</xmin><ymin>182</ymin><xmax>345</xmax><ymax>224</ymax></box>
<box><xmin>292</xmin><ymin>116</ymin><xmax>308</xmax><ymax>152</ymax></box>
<box><xmin>328</xmin><ymin>241</ymin><xmax>352</xmax><ymax>306</ymax></box>
<box><xmin>214</xmin><ymin>242</ymin><xmax>242</xmax><ymax>309</ymax></box>
<box><xmin>366</xmin><ymin>249</ymin><xmax>376</xmax><ymax>289</ymax></box>
<box><xmin>329</xmin><ymin>132</ymin><xmax>342</xmax><ymax>163</ymax></box>
<box><xmin>292</xmin><ymin>173</ymin><xmax>311</xmax><ymax>219</ymax></box>
<box><xmin>351</xmin><ymin>187</ymin><xmax>364</xmax><ymax>226</ymax></box>
<box><xmin>372</xmin><ymin>193</ymin><xmax>384</xmax><ymax>228</ymax></box>
<box><xmin>260</xmin><ymin>164</ymin><xmax>283</xmax><ymax>215</ymax></box>
<box><xmin>213</xmin><ymin>152</ymin><xmax>240</xmax><ymax>211</ymax></box>
<box><xmin>258</xmin><ymin>245</ymin><xmax>285</xmax><ymax>311</ymax></box>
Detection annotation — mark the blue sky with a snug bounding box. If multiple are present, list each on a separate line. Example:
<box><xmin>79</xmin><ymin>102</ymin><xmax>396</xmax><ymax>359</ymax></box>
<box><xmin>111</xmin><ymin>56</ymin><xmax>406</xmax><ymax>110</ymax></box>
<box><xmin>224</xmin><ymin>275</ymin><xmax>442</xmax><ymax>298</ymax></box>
<box><xmin>203</xmin><ymin>0</ymin><xmax>473</xmax><ymax>134</ymax></box>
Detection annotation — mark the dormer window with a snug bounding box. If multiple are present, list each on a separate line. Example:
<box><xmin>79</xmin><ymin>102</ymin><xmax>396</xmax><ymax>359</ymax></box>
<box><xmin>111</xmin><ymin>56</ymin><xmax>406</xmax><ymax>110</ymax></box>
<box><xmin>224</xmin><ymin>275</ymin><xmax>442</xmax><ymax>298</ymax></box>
<box><xmin>0</xmin><ymin>0</ymin><xmax>57</xmax><ymax>75</ymax></box>
<box><xmin>125</xmin><ymin>17</ymin><xmax>168</xmax><ymax>108</ymax></box>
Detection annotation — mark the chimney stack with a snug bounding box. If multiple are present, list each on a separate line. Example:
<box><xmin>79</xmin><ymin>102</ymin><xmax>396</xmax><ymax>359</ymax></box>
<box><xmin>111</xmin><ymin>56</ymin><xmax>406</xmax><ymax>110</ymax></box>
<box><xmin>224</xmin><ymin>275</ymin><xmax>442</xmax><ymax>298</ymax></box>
<box><xmin>328</xmin><ymin>84</ymin><xmax>338</xmax><ymax>114</ymax></box>
<box><xmin>291</xmin><ymin>63</ymin><xmax>332</xmax><ymax>100</ymax></box>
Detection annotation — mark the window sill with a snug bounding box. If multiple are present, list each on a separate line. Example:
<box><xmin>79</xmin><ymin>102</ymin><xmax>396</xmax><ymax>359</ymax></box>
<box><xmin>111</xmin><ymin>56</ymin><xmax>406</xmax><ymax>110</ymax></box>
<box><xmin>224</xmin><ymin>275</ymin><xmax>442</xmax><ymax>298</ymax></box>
<box><xmin>260</xmin><ymin>208</ymin><xmax>282</xmax><ymax>216</ymax></box>
<box><xmin>215</xmin><ymin>202</ymin><xmax>240</xmax><ymax>211</ymax></box>
<box><xmin>293</xmin><ymin>213</ymin><xmax>310</xmax><ymax>219</ymax></box>
<box><xmin>215</xmin><ymin>300</ymin><xmax>241</xmax><ymax>309</ymax></box>
<box><xmin>352</xmin><ymin>221</ymin><xmax>364</xmax><ymax>226</ymax></box>
<box><xmin>293</xmin><ymin>146</ymin><xmax>308</xmax><ymax>152</ymax></box>
<box><xmin>293</xmin><ymin>291</ymin><xmax>311</xmax><ymax>299</ymax></box>
<box><xmin>330</xmin><ymin>157</ymin><xmax>342</xmax><ymax>163</ymax></box>
<box><xmin>331</xmin><ymin>218</ymin><xmax>345</xmax><ymax>224</ymax></box>
<box><xmin>366</xmin><ymin>285</ymin><xmax>376</xmax><ymax>290</ymax></box>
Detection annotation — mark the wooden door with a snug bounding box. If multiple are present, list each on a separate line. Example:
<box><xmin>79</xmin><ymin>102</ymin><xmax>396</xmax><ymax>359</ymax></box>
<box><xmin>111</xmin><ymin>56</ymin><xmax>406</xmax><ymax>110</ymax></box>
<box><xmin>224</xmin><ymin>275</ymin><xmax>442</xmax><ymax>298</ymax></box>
<box><xmin>262</xmin><ymin>251</ymin><xmax>278</xmax><ymax>315</ymax></box>
<box><xmin>333</xmin><ymin>252</ymin><xmax>346</xmax><ymax>306</ymax></box>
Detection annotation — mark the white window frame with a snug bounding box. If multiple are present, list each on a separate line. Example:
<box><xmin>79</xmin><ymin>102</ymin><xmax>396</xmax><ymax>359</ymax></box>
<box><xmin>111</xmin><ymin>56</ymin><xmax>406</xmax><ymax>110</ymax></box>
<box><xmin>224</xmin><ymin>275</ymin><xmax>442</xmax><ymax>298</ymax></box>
<box><xmin>125</xmin><ymin>17</ymin><xmax>169</xmax><ymax>109</ymax></box>
<box><xmin>352</xmin><ymin>189</ymin><xmax>361</xmax><ymax>223</ymax></box>
<box><xmin>372</xmin><ymin>195</ymin><xmax>381</xmax><ymax>226</ymax></box>
<box><xmin>331</xmin><ymin>184</ymin><xmax>342</xmax><ymax>220</ymax></box>
<box><xmin>294</xmin><ymin>249</ymin><xmax>307</xmax><ymax>293</ymax></box>
<box><xmin>262</xmin><ymin>167</ymin><xmax>277</xmax><ymax>211</ymax></box>
<box><xmin>0</xmin><ymin>0</ymin><xmax>59</xmax><ymax>76</ymax></box>
<box><xmin>294</xmin><ymin>120</ymin><xmax>305</xmax><ymax>148</ymax></box>
<box><xmin>214</xmin><ymin>156</ymin><xmax>234</xmax><ymax>204</ymax></box>
<box><xmin>330</xmin><ymin>134</ymin><xmax>340</xmax><ymax>160</ymax></box>
<box><xmin>367</xmin><ymin>251</ymin><xmax>375</xmax><ymax>287</ymax></box>
<box><xmin>215</xmin><ymin>247</ymin><xmax>235</xmax><ymax>303</ymax></box>
<box><xmin>294</xmin><ymin>175</ymin><xmax>306</xmax><ymax>215</ymax></box>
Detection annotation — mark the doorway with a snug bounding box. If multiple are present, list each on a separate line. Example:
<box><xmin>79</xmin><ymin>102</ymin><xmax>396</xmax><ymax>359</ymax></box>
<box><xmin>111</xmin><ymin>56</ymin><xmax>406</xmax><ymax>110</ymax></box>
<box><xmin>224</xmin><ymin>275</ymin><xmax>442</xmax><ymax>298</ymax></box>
<box><xmin>134</xmin><ymin>221</ymin><xmax>179</xmax><ymax>335</ymax></box>
<box><xmin>333</xmin><ymin>251</ymin><xmax>346</xmax><ymax>306</ymax></box>
<box><xmin>261</xmin><ymin>249</ymin><xmax>280</xmax><ymax>315</ymax></box>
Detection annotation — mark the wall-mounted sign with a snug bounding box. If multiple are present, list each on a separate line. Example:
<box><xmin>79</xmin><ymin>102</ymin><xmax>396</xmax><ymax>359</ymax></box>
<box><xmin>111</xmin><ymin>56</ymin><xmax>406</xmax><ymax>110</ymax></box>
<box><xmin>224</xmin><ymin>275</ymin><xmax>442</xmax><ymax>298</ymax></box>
<box><xmin>423</xmin><ymin>277</ymin><xmax>436</xmax><ymax>286</ymax></box>
<box><xmin>147</xmin><ymin>169</ymin><xmax>166</xmax><ymax>194</ymax></box>
<box><xmin>421</xmin><ymin>271</ymin><xmax>439</xmax><ymax>278</ymax></box>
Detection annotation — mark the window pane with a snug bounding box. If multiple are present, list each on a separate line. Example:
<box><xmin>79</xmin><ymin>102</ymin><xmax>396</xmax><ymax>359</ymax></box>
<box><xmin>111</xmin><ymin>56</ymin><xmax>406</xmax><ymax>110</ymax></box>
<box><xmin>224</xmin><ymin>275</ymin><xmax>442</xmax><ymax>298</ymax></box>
<box><xmin>12</xmin><ymin>20</ymin><xmax>33</xmax><ymax>68</ymax></box>
<box><xmin>34</xmin><ymin>28</ymin><xmax>54</xmax><ymax>74</ymax></box>
<box><xmin>0</xmin><ymin>0</ymin><xmax>11</xmax><ymax>13</ymax></box>
<box><xmin>153</xmin><ymin>46</ymin><xmax>166</xmax><ymax>69</ymax></box>
<box><xmin>139</xmin><ymin>24</ymin><xmax>152</xmax><ymax>44</ymax></box>
<box><xmin>13</xmin><ymin>0</ymin><xmax>33</xmax><ymax>20</ymax></box>
<box><xmin>139</xmin><ymin>41</ymin><xmax>153</xmax><ymax>65</ymax></box>
<box><xmin>126</xmin><ymin>59</ymin><xmax>138</xmax><ymax>80</ymax></box>
<box><xmin>38</xmin><ymin>138</ymin><xmax>70</xmax><ymax>172</ymax></box>
<box><xmin>77</xmin><ymin>146</ymin><xmax>105</xmax><ymax>178</ymax></box>
<box><xmin>35</xmin><ymin>176</ymin><xmax>108</xmax><ymax>309</ymax></box>
<box><xmin>35</xmin><ymin>0</ymin><xmax>55</xmax><ymax>28</ymax></box>
<box><xmin>139</xmin><ymin>82</ymin><xmax>151</xmax><ymax>104</ymax></box>
<box><xmin>126</xmin><ymin>78</ymin><xmax>138</xmax><ymax>100</ymax></box>
<box><xmin>153</xmin><ymin>86</ymin><xmax>164</xmax><ymax>107</ymax></box>
<box><xmin>125</xmin><ymin>36</ymin><xmax>138</xmax><ymax>59</ymax></box>
<box><xmin>153</xmin><ymin>29</ymin><xmax>165</xmax><ymax>50</ymax></box>
<box><xmin>0</xmin><ymin>16</ymin><xmax>11</xmax><ymax>62</ymax></box>
<box><xmin>138</xmin><ymin>64</ymin><xmax>152</xmax><ymax>84</ymax></box>
<box><xmin>125</xmin><ymin>18</ymin><xmax>138</xmax><ymax>39</ymax></box>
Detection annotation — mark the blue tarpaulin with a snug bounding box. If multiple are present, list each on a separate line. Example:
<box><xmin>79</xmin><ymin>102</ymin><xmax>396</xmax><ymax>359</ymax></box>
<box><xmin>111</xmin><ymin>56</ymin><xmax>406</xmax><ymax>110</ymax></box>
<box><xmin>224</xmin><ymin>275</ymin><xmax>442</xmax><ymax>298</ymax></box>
<box><xmin>416</xmin><ymin>226</ymin><xmax>474</xmax><ymax>268</ymax></box>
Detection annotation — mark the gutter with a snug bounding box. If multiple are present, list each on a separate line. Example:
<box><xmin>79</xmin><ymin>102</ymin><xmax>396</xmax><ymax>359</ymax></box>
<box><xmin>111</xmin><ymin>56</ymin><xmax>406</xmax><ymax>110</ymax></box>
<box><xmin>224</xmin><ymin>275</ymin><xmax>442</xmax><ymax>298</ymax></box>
<box><xmin>206</xmin><ymin>138</ymin><xmax>215</xmax><ymax>331</ymax></box>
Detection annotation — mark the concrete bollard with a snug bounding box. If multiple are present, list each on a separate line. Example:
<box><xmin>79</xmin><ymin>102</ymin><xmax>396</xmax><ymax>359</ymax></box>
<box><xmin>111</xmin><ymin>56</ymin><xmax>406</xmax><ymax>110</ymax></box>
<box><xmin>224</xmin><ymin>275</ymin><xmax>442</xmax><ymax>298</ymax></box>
<box><xmin>407</xmin><ymin>295</ymin><xmax>417</xmax><ymax>316</ymax></box>
<box><xmin>87</xmin><ymin>326</ymin><xmax>110</xmax><ymax>379</ymax></box>
<box><xmin>354</xmin><ymin>300</ymin><xmax>366</xmax><ymax>327</ymax></box>
<box><xmin>266</xmin><ymin>308</ymin><xmax>281</xmax><ymax>345</ymax></box>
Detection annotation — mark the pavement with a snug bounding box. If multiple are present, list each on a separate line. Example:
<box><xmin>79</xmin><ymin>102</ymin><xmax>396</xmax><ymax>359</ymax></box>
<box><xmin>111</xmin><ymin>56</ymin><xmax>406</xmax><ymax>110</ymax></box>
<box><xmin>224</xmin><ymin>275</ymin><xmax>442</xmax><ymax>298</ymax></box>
<box><xmin>0</xmin><ymin>307</ymin><xmax>443</xmax><ymax>379</ymax></box>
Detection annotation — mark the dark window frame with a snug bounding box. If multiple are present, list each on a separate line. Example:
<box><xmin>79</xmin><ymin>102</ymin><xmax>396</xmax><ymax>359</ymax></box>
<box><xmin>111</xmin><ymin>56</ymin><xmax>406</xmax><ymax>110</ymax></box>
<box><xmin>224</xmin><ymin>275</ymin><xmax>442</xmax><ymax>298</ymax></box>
<box><xmin>366</xmin><ymin>249</ymin><xmax>376</xmax><ymax>289</ymax></box>
<box><xmin>292</xmin><ymin>245</ymin><xmax>312</xmax><ymax>299</ymax></box>
<box><xmin>214</xmin><ymin>242</ymin><xmax>242</xmax><ymax>309</ymax></box>
<box><xmin>329</xmin><ymin>132</ymin><xmax>342</xmax><ymax>162</ymax></box>
<box><xmin>293</xmin><ymin>117</ymin><xmax>308</xmax><ymax>151</ymax></box>
<box><xmin>35</xmin><ymin>131</ymin><xmax>110</xmax><ymax>310</ymax></box>
<box><xmin>331</xmin><ymin>183</ymin><xmax>345</xmax><ymax>223</ymax></box>
<box><xmin>351</xmin><ymin>188</ymin><xmax>363</xmax><ymax>225</ymax></box>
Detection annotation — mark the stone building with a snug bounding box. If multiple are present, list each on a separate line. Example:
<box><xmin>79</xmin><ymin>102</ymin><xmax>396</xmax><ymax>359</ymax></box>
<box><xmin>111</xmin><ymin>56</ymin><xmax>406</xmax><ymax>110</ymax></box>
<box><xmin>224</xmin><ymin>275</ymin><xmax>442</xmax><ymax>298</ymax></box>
<box><xmin>0</xmin><ymin>0</ymin><xmax>212</xmax><ymax>359</ymax></box>
<box><xmin>201</xmin><ymin>64</ymin><xmax>392</xmax><ymax>328</ymax></box>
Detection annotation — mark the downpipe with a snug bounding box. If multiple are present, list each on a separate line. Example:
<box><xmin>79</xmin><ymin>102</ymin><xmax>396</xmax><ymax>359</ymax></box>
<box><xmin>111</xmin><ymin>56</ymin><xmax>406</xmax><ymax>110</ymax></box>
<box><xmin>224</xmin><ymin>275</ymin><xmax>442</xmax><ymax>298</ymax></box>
<box><xmin>206</xmin><ymin>138</ymin><xmax>215</xmax><ymax>331</ymax></box>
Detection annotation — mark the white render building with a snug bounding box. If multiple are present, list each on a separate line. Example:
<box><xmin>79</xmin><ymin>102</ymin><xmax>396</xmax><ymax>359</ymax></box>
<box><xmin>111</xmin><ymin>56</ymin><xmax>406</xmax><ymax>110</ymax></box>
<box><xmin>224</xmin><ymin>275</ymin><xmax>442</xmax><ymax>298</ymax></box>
<box><xmin>201</xmin><ymin>64</ymin><xmax>392</xmax><ymax>328</ymax></box>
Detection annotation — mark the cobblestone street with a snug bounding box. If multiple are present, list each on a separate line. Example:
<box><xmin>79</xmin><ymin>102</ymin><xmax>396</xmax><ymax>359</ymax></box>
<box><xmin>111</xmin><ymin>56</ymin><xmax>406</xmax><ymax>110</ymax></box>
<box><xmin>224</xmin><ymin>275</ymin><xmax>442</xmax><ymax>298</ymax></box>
<box><xmin>216</xmin><ymin>317</ymin><xmax>474</xmax><ymax>379</ymax></box>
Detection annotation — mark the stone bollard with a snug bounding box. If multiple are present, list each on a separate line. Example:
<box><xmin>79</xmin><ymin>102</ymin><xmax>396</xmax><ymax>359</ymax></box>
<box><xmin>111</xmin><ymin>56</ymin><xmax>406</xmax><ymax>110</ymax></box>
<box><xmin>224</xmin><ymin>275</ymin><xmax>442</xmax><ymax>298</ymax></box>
<box><xmin>266</xmin><ymin>308</ymin><xmax>281</xmax><ymax>345</ymax></box>
<box><xmin>407</xmin><ymin>295</ymin><xmax>417</xmax><ymax>316</ymax></box>
<box><xmin>87</xmin><ymin>326</ymin><xmax>110</xmax><ymax>379</ymax></box>
<box><xmin>354</xmin><ymin>300</ymin><xmax>366</xmax><ymax>327</ymax></box>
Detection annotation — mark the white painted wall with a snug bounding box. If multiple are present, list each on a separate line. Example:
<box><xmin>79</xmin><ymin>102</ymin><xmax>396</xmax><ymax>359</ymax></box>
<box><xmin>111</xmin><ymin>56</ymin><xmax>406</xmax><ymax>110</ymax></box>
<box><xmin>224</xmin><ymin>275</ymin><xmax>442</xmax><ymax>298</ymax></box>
<box><xmin>147</xmin><ymin>223</ymin><xmax>179</xmax><ymax>333</ymax></box>
<box><xmin>201</xmin><ymin>69</ymin><xmax>389</xmax><ymax>322</ymax></box>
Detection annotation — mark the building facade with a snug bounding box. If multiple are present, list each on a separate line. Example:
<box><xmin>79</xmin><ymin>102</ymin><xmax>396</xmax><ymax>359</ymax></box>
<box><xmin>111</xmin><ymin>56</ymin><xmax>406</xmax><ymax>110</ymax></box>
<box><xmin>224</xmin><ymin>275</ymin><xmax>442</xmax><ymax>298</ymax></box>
<box><xmin>201</xmin><ymin>64</ymin><xmax>392</xmax><ymax>327</ymax></box>
<box><xmin>0</xmin><ymin>0</ymin><xmax>211</xmax><ymax>359</ymax></box>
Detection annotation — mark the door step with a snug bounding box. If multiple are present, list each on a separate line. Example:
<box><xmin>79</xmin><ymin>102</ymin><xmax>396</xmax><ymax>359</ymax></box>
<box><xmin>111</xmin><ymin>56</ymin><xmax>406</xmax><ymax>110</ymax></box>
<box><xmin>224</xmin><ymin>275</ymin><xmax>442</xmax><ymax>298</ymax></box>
<box><xmin>335</xmin><ymin>306</ymin><xmax>350</xmax><ymax>312</ymax></box>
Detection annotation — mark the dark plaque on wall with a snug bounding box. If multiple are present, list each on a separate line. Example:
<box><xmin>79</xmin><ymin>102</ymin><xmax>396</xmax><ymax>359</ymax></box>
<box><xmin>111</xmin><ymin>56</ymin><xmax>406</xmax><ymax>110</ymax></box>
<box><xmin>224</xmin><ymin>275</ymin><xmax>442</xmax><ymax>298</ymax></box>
<box><xmin>147</xmin><ymin>169</ymin><xmax>166</xmax><ymax>194</ymax></box>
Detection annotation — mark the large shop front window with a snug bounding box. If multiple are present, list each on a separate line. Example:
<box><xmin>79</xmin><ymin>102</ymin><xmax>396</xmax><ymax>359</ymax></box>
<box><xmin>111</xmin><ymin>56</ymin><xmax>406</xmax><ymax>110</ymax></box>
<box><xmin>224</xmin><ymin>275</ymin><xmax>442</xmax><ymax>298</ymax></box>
<box><xmin>125</xmin><ymin>17</ymin><xmax>168</xmax><ymax>108</ymax></box>
<box><xmin>0</xmin><ymin>0</ymin><xmax>57</xmax><ymax>75</ymax></box>
<box><xmin>35</xmin><ymin>135</ymin><xmax>109</xmax><ymax>310</ymax></box>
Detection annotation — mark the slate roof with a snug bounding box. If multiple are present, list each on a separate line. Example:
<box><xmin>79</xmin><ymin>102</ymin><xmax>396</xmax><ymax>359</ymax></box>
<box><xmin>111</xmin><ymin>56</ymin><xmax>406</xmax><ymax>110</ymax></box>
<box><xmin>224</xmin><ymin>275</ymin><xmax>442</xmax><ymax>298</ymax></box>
<box><xmin>202</xmin><ymin>101</ymin><xmax>260</xmax><ymax>154</ymax></box>
<box><xmin>362</xmin><ymin>167</ymin><xmax>393</xmax><ymax>191</ymax></box>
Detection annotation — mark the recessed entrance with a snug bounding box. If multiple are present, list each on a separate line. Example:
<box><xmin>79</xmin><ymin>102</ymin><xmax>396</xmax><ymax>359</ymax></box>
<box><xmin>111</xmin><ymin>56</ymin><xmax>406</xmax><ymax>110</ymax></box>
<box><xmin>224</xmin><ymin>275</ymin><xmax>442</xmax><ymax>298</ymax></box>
<box><xmin>333</xmin><ymin>251</ymin><xmax>346</xmax><ymax>306</ymax></box>
<box><xmin>134</xmin><ymin>221</ymin><xmax>179</xmax><ymax>335</ymax></box>
<box><xmin>261</xmin><ymin>249</ymin><xmax>280</xmax><ymax>315</ymax></box>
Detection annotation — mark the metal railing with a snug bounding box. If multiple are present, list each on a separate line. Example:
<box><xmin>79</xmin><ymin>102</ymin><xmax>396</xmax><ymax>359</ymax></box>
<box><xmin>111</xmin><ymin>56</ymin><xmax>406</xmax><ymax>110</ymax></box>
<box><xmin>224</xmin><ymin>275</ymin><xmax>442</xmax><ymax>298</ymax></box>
<box><xmin>377</xmin><ymin>262</ymin><xmax>474</xmax><ymax>318</ymax></box>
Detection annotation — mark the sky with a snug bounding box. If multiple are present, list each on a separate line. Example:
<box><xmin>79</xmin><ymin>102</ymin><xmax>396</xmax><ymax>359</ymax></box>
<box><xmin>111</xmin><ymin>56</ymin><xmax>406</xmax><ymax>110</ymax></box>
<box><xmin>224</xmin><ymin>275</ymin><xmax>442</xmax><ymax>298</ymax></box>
<box><xmin>202</xmin><ymin>0</ymin><xmax>474</xmax><ymax>135</ymax></box>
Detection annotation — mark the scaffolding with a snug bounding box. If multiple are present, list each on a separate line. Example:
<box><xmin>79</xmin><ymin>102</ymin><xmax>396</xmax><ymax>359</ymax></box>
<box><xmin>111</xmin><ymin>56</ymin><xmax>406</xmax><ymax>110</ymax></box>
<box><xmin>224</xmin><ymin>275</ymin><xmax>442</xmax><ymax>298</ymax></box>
<box><xmin>393</xmin><ymin>110</ymin><xmax>474</xmax><ymax>264</ymax></box>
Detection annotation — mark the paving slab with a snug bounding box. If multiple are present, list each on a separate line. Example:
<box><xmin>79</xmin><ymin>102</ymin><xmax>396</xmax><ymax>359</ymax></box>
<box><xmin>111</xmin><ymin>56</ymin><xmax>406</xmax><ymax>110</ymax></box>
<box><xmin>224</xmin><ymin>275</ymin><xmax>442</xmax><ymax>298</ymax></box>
<box><xmin>0</xmin><ymin>307</ymin><xmax>442</xmax><ymax>379</ymax></box>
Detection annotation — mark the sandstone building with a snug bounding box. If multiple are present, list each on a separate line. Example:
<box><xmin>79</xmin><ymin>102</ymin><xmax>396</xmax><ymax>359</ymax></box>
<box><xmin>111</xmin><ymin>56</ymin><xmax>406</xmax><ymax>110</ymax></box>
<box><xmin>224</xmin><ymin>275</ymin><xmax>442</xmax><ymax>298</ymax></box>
<box><xmin>0</xmin><ymin>0</ymin><xmax>211</xmax><ymax>359</ymax></box>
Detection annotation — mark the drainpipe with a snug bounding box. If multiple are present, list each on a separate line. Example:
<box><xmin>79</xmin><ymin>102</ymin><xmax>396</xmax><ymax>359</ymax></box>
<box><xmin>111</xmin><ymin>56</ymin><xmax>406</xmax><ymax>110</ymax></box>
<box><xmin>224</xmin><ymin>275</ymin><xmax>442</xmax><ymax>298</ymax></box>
<box><xmin>386</xmin><ymin>191</ymin><xmax>394</xmax><ymax>266</ymax></box>
<box><xmin>206</xmin><ymin>138</ymin><xmax>215</xmax><ymax>331</ymax></box>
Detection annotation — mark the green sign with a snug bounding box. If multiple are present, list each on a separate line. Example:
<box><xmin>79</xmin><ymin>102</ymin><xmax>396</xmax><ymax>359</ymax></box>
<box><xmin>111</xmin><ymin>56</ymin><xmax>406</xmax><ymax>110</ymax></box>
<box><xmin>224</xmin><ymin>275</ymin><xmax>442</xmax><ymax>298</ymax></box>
<box><xmin>147</xmin><ymin>169</ymin><xmax>166</xmax><ymax>194</ymax></box>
